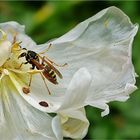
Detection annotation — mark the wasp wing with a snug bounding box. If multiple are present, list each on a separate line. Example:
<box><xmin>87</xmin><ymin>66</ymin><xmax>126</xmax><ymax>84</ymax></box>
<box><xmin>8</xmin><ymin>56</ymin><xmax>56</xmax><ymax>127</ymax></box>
<box><xmin>31</xmin><ymin>59</ymin><xmax>58</xmax><ymax>84</ymax></box>
<box><xmin>38</xmin><ymin>55</ymin><xmax>63</xmax><ymax>79</ymax></box>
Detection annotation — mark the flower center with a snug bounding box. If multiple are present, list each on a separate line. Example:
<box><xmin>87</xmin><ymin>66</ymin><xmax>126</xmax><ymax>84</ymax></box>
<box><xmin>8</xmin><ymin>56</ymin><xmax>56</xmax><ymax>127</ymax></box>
<box><xmin>0</xmin><ymin>29</ymin><xmax>29</xmax><ymax>80</ymax></box>
<box><xmin>0</xmin><ymin>29</ymin><xmax>66</xmax><ymax>105</ymax></box>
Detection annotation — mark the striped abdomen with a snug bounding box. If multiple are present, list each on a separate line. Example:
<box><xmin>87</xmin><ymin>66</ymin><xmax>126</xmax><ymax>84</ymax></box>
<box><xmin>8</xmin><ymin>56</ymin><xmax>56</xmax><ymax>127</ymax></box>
<box><xmin>44</xmin><ymin>65</ymin><xmax>58</xmax><ymax>84</ymax></box>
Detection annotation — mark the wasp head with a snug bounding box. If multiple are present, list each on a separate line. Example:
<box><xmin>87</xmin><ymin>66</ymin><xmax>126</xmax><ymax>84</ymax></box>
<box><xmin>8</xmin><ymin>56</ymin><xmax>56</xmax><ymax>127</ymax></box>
<box><xmin>26</xmin><ymin>50</ymin><xmax>39</xmax><ymax>62</ymax></box>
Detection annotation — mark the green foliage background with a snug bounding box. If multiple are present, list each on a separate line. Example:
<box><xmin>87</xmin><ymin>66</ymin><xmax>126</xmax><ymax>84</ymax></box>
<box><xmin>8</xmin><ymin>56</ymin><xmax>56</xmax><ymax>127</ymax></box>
<box><xmin>0</xmin><ymin>1</ymin><xmax>140</xmax><ymax>139</ymax></box>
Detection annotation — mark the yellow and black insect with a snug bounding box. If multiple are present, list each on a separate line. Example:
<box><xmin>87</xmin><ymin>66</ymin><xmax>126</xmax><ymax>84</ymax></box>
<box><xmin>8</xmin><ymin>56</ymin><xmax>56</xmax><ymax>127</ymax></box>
<box><xmin>18</xmin><ymin>45</ymin><xmax>67</xmax><ymax>95</ymax></box>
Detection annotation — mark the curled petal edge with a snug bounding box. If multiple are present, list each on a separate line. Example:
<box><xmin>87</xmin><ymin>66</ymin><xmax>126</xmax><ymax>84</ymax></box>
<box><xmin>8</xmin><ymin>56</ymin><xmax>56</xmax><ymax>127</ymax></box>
<box><xmin>88</xmin><ymin>83</ymin><xmax>137</xmax><ymax>117</ymax></box>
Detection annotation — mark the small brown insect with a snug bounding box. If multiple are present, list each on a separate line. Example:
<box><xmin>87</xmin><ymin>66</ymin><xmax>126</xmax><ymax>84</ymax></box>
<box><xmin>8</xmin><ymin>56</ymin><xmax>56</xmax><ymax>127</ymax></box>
<box><xmin>39</xmin><ymin>101</ymin><xmax>49</xmax><ymax>107</ymax></box>
<box><xmin>22</xmin><ymin>87</ymin><xmax>30</xmax><ymax>94</ymax></box>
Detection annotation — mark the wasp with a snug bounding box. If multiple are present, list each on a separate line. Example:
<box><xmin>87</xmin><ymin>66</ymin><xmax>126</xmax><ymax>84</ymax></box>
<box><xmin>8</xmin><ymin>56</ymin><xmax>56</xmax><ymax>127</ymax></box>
<box><xmin>18</xmin><ymin>44</ymin><xmax>67</xmax><ymax>95</ymax></box>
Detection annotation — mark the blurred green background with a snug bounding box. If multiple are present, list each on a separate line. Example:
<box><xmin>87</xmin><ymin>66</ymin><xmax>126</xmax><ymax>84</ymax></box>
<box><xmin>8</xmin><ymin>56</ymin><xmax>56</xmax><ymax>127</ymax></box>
<box><xmin>0</xmin><ymin>1</ymin><xmax>140</xmax><ymax>139</ymax></box>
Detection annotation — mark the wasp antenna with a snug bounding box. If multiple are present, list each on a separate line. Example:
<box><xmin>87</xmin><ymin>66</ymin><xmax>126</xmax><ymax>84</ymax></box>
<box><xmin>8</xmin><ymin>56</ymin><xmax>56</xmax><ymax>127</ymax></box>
<box><xmin>22</xmin><ymin>48</ymin><xmax>27</xmax><ymax>50</ymax></box>
<box><xmin>18</xmin><ymin>52</ymin><xmax>27</xmax><ymax>59</ymax></box>
<box><xmin>39</xmin><ymin>43</ymin><xmax>52</xmax><ymax>54</ymax></box>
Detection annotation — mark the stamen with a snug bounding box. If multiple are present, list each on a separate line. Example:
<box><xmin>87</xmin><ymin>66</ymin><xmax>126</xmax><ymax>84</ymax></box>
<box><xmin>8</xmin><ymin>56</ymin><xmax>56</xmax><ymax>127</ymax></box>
<box><xmin>22</xmin><ymin>87</ymin><xmax>30</xmax><ymax>94</ymax></box>
<box><xmin>0</xmin><ymin>29</ymin><xmax>7</xmax><ymax>40</ymax></box>
<box><xmin>39</xmin><ymin>101</ymin><xmax>49</xmax><ymax>107</ymax></box>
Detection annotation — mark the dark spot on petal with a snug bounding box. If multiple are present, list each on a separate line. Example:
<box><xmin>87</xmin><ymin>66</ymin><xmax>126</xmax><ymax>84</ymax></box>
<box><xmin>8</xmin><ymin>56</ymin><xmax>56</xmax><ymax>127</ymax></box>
<box><xmin>22</xmin><ymin>87</ymin><xmax>30</xmax><ymax>94</ymax></box>
<box><xmin>39</xmin><ymin>101</ymin><xmax>49</xmax><ymax>107</ymax></box>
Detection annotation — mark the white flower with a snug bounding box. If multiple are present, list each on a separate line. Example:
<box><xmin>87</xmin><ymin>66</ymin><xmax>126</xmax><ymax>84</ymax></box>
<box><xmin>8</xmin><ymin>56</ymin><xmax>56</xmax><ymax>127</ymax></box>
<box><xmin>59</xmin><ymin>108</ymin><xmax>89</xmax><ymax>139</ymax></box>
<box><xmin>0</xmin><ymin>6</ymin><xmax>138</xmax><ymax>139</ymax></box>
<box><xmin>0</xmin><ymin>29</ymin><xmax>11</xmax><ymax>66</ymax></box>
<box><xmin>0</xmin><ymin>26</ymin><xmax>63</xmax><ymax>140</ymax></box>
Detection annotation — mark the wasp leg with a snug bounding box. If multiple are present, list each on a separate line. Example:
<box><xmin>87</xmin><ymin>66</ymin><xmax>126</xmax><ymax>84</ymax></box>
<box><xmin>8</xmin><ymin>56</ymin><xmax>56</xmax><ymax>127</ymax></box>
<box><xmin>30</xmin><ymin>64</ymin><xmax>35</xmax><ymax>70</ymax></box>
<box><xmin>41</xmin><ymin>56</ymin><xmax>45</xmax><ymax>65</ymax></box>
<box><xmin>18</xmin><ymin>62</ymin><xmax>35</xmax><ymax>70</ymax></box>
<box><xmin>16</xmin><ymin>61</ymin><xmax>28</xmax><ymax>69</ymax></box>
<box><xmin>22</xmin><ymin>74</ymin><xmax>32</xmax><ymax>94</ymax></box>
<box><xmin>43</xmin><ymin>56</ymin><xmax>67</xmax><ymax>67</ymax></box>
<box><xmin>39</xmin><ymin>43</ymin><xmax>52</xmax><ymax>54</ymax></box>
<box><xmin>40</xmin><ymin>73</ymin><xmax>51</xmax><ymax>95</ymax></box>
<box><xmin>27</xmin><ymin>69</ymin><xmax>44</xmax><ymax>87</ymax></box>
<box><xmin>28</xmin><ymin>74</ymin><xmax>33</xmax><ymax>87</ymax></box>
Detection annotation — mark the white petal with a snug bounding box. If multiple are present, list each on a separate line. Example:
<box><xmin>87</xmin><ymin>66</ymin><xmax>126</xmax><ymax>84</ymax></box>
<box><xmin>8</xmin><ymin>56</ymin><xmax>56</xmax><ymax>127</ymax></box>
<box><xmin>0</xmin><ymin>21</ymin><xmax>36</xmax><ymax>50</ymax></box>
<box><xmin>52</xmin><ymin>116</ymin><xmax>63</xmax><ymax>140</ymax></box>
<box><xmin>8</xmin><ymin>67</ymin><xmax>91</xmax><ymax>114</ymax></box>
<box><xmin>0</xmin><ymin>6</ymin><xmax>138</xmax><ymax>117</ymax></box>
<box><xmin>36</xmin><ymin>6</ymin><xmax>138</xmax><ymax>116</ymax></box>
<box><xmin>58</xmin><ymin>68</ymin><xmax>91</xmax><ymax>111</ymax></box>
<box><xmin>7</xmin><ymin>70</ymin><xmax>59</xmax><ymax>112</ymax></box>
<box><xmin>59</xmin><ymin>108</ymin><xmax>89</xmax><ymax>139</ymax></box>
<box><xmin>0</xmin><ymin>40</ymin><xmax>11</xmax><ymax>66</ymax></box>
<box><xmin>0</xmin><ymin>30</ymin><xmax>11</xmax><ymax>66</ymax></box>
<box><xmin>0</xmin><ymin>75</ymin><xmax>62</xmax><ymax>140</ymax></box>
